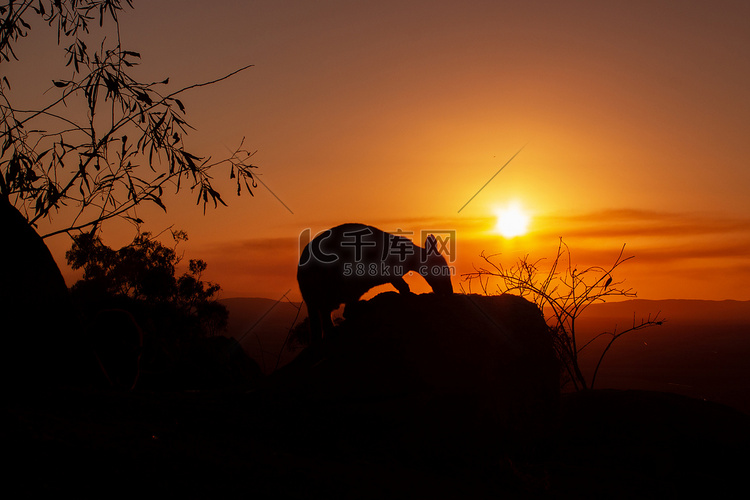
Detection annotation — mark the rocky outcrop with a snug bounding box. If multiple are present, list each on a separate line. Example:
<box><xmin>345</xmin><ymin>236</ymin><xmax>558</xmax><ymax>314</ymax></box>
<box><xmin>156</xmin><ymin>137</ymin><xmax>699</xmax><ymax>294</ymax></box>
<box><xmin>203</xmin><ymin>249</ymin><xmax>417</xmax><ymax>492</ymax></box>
<box><xmin>261</xmin><ymin>292</ymin><xmax>560</xmax><ymax>458</ymax></box>
<box><xmin>0</xmin><ymin>197</ymin><xmax>90</xmax><ymax>390</ymax></box>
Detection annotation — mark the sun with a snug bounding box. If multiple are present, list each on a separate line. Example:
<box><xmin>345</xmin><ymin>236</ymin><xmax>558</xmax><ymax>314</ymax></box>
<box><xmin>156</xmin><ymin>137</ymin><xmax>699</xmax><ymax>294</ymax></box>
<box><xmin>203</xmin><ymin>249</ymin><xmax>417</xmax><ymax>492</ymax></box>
<box><xmin>493</xmin><ymin>202</ymin><xmax>531</xmax><ymax>238</ymax></box>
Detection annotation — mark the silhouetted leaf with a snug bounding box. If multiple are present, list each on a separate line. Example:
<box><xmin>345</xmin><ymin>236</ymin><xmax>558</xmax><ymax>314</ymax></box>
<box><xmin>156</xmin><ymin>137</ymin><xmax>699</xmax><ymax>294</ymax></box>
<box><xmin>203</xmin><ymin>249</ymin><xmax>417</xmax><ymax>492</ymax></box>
<box><xmin>125</xmin><ymin>215</ymin><xmax>144</xmax><ymax>224</ymax></box>
<box><xmin>153</xmin><ymin>196</ymin><xmax>167</xmax><ymax>212</ymax></box>
<box><xmin>135</xmin><ymin>91</ymin><xmax>152</xmax><ymax>105</ymax></box>
<box><xmin>36</xmin><ymin>148</ymin><xmax>50</xmax><ymax>162</ymax></box>
<box><xmin>244</xmin><ymin>179</ymin><xmax>255</xmax><ymax>196</ymax></box>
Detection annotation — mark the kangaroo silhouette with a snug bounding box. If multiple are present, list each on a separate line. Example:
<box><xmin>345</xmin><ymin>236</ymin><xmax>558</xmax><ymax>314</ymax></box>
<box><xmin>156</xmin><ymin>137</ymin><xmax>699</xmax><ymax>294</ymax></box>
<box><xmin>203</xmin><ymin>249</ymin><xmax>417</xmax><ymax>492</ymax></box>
<box><xmin>297</xmin><ymin>223</ymin><xmax>453</xmax><ymax>340</ymax></box>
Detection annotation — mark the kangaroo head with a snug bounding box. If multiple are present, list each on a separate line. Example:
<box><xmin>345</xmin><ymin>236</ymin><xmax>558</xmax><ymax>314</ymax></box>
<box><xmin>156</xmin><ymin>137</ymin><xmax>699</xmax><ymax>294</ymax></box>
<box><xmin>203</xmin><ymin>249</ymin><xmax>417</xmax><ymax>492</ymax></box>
<box><xmin>420</xmin><ymin>234</ymin><xmax>453</xmax><ymax>295</ymax></box>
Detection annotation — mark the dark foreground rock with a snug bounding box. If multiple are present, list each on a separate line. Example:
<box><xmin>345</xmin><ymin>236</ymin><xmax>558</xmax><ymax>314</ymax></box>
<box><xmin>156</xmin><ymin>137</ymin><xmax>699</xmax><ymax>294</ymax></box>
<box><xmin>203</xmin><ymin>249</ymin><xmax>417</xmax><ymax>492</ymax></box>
<box><xmin>4</xmin><ymin>387</ymin><xmax>749</xmax><ymax>498</ymax></box>
<box><xmin>3</xmin><ymin>292</ymin><xmax>749</xmax><ymax>497</ymax></box>
<box><xmin>0</xmin><ymin>197</ymin><xmax>91</xmax><ymax>389</ymax></box>
<box><xmin>261</xmin><ymin>293</ymin><xmax>560</xmax><ymax>461</ymax></box>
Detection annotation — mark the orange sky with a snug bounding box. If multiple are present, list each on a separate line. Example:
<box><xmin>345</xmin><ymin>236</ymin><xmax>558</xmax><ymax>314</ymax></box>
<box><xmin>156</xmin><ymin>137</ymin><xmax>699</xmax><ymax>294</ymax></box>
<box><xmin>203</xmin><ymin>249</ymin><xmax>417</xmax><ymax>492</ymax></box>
<box><xmin>12</xmin><ymin>1</ymin><xmax>750</xmax><ymax>301</ymax></box>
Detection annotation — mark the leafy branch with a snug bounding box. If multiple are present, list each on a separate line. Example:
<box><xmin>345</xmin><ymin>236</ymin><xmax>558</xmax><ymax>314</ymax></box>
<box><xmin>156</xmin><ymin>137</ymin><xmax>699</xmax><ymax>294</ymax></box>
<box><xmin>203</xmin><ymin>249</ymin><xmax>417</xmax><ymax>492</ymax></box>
<box><xmin>0</xmin><ymin>0</ymin><xmax>257</xmax><ymax>238</ymax></box>
<box><xmin>462</xmin><ymin>238</ymin><xmax>664</xmax><ymax>390</ymax></box>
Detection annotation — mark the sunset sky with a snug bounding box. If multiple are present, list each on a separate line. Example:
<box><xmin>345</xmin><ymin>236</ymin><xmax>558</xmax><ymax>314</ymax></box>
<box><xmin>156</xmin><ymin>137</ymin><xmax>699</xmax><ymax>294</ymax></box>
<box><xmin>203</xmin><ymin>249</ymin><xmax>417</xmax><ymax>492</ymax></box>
<box><xmin>14</xmin><ymin>1</ymin><xmax>750</xmax><ymax>301</ymax></box>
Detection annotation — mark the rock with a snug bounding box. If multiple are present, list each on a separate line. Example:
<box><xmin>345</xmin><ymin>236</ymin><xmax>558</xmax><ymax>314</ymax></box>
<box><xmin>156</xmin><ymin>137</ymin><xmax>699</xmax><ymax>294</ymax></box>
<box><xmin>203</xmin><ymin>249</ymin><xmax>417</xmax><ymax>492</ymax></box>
<box><xmin>261</xmin><ymin>292</ymin><xmax>560</xmax><ymax>458</ymax></box>
<box><xmin>0</xmin><ymin>197</ymin><xmax>90</xmax><ymax>390</ymax></box>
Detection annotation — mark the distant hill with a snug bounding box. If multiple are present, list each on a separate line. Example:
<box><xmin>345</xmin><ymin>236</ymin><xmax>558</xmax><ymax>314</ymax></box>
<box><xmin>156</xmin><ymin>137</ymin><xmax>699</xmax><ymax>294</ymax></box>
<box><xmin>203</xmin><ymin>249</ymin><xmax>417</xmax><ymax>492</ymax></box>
<box><xmin>221</xmin><ymin>296</ymin><xmax>750</xmax><ymax>414</ymax></box>
<box><xmin>573</xmin><ymin>298</ymin><xmax>750</xmax><ymax>323</ymax></box>
<box><xmin>572</xmin><ymin>299</ymin><xmax>750</xmax><ymax>414</ymax></box>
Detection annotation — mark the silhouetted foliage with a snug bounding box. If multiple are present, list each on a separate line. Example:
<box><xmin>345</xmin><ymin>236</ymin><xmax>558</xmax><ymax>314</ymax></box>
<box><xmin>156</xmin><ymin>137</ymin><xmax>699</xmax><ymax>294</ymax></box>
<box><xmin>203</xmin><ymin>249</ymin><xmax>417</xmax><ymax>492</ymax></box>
<box><xmin>463</xmin><ymin>238</ymin><xmax>663</xmax><ymax>391</ymax></box>
<box><xmin>66</xmin><ymin>229</ymin><xmax>228</xmax><ymax>338</ymax></box>
<box><xmin>64</xmin><ymin>228</ymin><xmax>252</xmax><ymax>389</ymax></box>
<box><xmin>0</xmin><ymin>0</ymin><xmax>257</xmax><ymax>237</ymax></box>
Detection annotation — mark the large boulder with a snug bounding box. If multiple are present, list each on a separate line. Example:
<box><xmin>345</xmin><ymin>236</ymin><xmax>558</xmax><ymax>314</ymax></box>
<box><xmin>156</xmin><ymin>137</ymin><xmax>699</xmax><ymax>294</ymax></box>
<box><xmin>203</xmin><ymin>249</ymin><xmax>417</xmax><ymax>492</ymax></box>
<box><xmin>0</xmin><ymin>197</ymin><xmax>90</xmax><ymax>390</ymax></box>
<box><xmin>261</xmin><ymin>292</ymin><xmax>560</xmax><ymax>459</ymax></box>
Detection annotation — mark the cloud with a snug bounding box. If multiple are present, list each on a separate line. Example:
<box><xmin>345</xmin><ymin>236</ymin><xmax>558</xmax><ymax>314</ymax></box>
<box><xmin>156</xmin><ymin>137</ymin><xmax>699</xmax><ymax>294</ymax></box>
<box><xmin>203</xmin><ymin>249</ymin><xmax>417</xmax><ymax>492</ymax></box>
<box><xmin>528</xmin><ymin>209</ymin><xmax>750</xmax><ymax>267</ymax></box>
<box><xmin>533</xmin><ymin>209</ymin><xmax>750</xmax><ymax>239</ymax></box>
<box><xmin>344</xmin><ymin>210</ymin><xmax>750</xmax><ymax>244</ymax></box>
<box><xmin>196</xmin><ymin>209</ymin><xmax>750</xmax><ymax>300</ymax></box>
